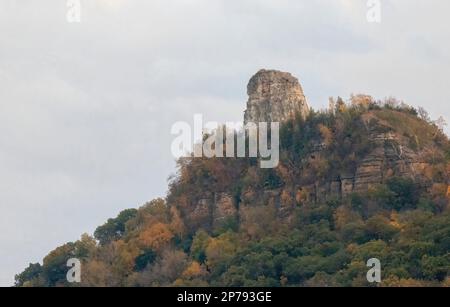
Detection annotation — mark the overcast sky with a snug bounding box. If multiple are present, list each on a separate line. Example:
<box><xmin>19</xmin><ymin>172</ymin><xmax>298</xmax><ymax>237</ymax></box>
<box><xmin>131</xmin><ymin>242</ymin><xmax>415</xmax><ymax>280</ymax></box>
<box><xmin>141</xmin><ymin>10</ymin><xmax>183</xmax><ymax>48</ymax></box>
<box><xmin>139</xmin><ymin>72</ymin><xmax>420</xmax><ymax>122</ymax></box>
<box><xmin>1</xmin><ymin>0</ymin><xmax>449</xmax><ymax>286</ymax></box>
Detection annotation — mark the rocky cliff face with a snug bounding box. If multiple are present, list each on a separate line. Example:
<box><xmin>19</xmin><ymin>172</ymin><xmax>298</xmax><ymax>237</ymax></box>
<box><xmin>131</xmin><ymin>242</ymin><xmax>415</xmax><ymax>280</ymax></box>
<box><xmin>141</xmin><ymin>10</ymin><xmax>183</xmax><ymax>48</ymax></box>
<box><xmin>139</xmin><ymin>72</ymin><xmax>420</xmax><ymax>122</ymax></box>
<box><xmin>286</xmin><ymin>112</ymin><xmax>439</xmax><ymax>204</ymax></box>
<box><xmin>318</xmin><ymin>135</ymin><xmax>430</xmax><ymax>201</ymax></box>
<box><xmin>244</xmin><ymin>69</ymin><xmax>309</xmax><ymax>124</ymax></box>
<box><xmin>174</xmin><ymin>71</ymin><xmax>450</xmax><ymax>230</ymax></box>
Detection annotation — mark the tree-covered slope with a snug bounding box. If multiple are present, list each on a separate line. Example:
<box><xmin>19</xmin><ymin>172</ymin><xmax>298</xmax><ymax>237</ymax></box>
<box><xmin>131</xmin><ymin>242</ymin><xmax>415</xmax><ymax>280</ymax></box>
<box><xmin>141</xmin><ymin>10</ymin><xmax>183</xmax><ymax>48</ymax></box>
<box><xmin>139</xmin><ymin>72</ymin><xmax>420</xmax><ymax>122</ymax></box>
<box><xmin>16</xmin><ymin>98</ymin><xmax>450</xmax><ymax>287</ymax></box>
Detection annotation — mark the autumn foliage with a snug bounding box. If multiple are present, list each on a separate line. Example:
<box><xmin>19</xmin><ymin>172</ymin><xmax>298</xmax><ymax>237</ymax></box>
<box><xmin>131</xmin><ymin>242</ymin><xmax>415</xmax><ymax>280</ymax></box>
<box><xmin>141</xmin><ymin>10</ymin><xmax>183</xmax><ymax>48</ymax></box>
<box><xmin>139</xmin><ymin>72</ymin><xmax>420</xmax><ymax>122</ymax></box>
<box><xmin>15</xmin><ymin>102</ymin><xmax>450</xmax><ymax>287</ymax></box>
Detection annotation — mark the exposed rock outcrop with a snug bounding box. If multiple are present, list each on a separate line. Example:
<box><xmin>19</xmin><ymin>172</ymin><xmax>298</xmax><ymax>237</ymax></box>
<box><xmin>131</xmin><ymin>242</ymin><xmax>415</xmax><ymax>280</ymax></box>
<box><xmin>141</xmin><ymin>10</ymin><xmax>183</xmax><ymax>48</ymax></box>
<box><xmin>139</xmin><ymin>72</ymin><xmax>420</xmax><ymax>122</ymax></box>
<box><xmin>176</xmin><ymin>70</ymin><xmax>449</xmax><ymax>229</ymax></box>
<box><xmin>244</xmin><ymin>69</ymin><xmax>309</xmax><ymax>124</ymax></box>
<box><xmin>303</xmin><ymin>125</ymin><xmax>435</xmax><ymax>201</ymax></box>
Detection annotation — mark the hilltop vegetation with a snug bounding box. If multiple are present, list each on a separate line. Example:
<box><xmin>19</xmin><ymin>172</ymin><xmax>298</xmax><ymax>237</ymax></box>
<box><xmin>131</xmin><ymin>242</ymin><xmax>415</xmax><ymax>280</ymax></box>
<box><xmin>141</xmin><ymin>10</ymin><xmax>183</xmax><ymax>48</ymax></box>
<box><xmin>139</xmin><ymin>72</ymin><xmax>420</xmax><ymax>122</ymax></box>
<box><xmin>16</xmin><ymin>98</ymin><xmax>450</xmax><ymax>287</ymax></box>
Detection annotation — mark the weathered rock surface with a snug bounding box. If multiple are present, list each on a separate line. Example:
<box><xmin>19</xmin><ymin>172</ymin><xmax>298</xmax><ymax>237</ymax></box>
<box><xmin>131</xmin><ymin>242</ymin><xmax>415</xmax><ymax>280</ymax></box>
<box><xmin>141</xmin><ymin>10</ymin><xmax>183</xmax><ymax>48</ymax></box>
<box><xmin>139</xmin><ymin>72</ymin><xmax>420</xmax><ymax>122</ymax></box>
<box><xmin>244</xmin><ymin>69</ymin><xmax>309</xmax><ymax>124</ymax></box>
<box><xmin>305</xmin><ymin>129</ymin><xmax>434</xmax><ymax>201</ymax></box>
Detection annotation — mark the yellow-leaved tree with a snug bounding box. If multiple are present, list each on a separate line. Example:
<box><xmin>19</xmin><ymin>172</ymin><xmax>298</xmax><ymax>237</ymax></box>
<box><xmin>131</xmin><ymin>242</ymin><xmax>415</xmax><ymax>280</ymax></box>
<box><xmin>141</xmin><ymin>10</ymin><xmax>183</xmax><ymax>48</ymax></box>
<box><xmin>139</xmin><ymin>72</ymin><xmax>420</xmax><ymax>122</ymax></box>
<box><xmin>139</xmin><ymin>222</ymin><xmax>174</xmax><ymax>251</ymax></box>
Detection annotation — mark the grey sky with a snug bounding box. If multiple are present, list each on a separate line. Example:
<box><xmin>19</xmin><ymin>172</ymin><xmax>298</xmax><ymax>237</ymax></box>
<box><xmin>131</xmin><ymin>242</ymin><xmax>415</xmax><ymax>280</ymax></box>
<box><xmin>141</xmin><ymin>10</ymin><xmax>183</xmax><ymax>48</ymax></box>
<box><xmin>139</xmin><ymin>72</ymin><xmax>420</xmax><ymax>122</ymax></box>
<box><xmin>1</xmin><ymin>0</ymin><xmax>449</xmax><ymax>286</ymax></box>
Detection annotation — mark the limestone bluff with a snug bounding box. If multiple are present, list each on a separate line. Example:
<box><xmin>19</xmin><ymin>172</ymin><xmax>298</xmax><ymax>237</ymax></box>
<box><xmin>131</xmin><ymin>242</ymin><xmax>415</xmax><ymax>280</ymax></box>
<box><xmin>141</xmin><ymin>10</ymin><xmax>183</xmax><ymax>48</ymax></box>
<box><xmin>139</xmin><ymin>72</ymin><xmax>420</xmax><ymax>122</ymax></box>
<box><xmin>189</xmin><ymin>68</ymin><xmax>450</xmax><ymax>228</ymax></box>
<box><xmin>242</xmin><ymin>69</ymin><xmax>445</xmax><ymax>203</ymax></box>
<box><xmin>244</xmin><ymin>69</ymin><xmax>310</xmax><ymax>124</ymax></box>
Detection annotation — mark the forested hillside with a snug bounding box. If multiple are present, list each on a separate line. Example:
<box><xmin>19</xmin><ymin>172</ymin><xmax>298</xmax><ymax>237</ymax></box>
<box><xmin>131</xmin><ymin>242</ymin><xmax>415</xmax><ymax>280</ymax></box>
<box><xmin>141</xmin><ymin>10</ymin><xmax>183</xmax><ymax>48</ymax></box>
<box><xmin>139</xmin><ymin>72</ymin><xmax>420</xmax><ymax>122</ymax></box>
<box><xmin>16</xmin><ymin>98</ymin><xmax>450</xmax><ymax>287</ymax></box>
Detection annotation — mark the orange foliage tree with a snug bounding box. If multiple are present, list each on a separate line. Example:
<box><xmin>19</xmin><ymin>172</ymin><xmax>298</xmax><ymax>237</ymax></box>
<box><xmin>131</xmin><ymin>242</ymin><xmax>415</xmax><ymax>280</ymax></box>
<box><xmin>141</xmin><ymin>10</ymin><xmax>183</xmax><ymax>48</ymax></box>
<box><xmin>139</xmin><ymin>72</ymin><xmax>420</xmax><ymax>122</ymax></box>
<box><xmin>139</xmin><ymin>222</ymin><xmax>174</xmax><ymax>251</ymax></box>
